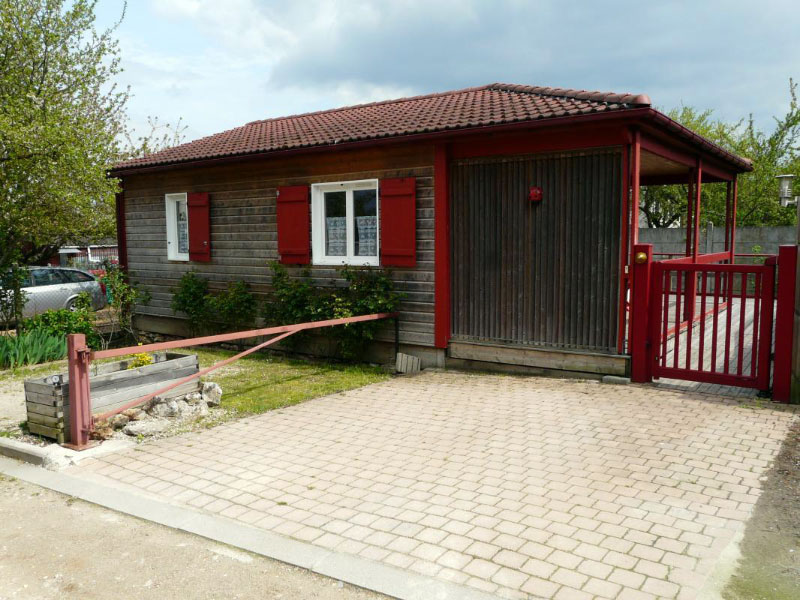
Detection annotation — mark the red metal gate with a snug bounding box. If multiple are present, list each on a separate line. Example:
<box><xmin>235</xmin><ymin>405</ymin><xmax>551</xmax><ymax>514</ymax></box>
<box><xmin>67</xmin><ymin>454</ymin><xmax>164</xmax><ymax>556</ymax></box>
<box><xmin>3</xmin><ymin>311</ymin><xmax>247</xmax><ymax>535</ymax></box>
<box><xmin>630</xmin><ymin>243</ymin><xmax>798</xmax><ymax>401</ymax></box>
<box><xmin>649</xmin><ymin>258</ymin><xmax>775</xmax><ymax>389</ymax></box>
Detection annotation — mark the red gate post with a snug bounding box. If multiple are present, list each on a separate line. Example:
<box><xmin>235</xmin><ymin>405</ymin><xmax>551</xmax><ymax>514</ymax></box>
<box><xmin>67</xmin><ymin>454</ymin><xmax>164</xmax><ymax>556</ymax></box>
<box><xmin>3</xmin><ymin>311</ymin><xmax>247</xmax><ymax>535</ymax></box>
<box><xmin>773</xmin><ymin>245</ymin><xmax>798</xmax><ymax>402</ymax></box>
<box><xmin>630</xmin><ymin>244</ymin><xmax>653</xmax><ymax>382</ymax></box>
<box><xmin>65</xmin><ymin>333</ymin><xmax>93</xmax><ymax>449</ymax></box>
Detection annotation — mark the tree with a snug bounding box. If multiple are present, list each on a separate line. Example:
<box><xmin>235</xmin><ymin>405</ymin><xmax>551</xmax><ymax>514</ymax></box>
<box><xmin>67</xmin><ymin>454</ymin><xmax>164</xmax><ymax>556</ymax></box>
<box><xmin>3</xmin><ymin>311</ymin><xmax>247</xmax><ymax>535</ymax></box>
<box><xmin>0</xmin><ymin>1</ymin><xmax>186</xmax><ymax>270</ymax></box>
<box><xmin>640</xmin><ymin>80</ymin><xmax>800</xmax><ymax>228</ymax></box>
<box><xmin>0</xmin><ymin>0</ymin><xmax>129</xmax><ymax>269</ymax></box>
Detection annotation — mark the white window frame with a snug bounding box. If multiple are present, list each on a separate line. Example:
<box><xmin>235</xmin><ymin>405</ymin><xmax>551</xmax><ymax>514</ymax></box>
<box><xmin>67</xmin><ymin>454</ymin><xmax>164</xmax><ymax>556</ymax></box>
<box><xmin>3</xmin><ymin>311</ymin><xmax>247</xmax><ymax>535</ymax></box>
<box><xmin>311</xmin><ymin>179</ymin><xmax>380</xmax><ymax>266</ymax></box>
<box><xmin>165</xmin><ymin>193</ymin><xmax>190</xmax><ymax>261</ymax></box>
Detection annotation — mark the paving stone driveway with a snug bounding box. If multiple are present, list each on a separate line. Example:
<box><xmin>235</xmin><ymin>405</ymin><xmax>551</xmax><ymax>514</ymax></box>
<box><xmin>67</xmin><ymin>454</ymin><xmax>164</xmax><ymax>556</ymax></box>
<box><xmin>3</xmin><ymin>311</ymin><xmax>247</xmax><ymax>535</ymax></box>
<box><xmin>71</xmin><ymin>371</ymin><xmax>796</xmax><ymax>600</ymax></box>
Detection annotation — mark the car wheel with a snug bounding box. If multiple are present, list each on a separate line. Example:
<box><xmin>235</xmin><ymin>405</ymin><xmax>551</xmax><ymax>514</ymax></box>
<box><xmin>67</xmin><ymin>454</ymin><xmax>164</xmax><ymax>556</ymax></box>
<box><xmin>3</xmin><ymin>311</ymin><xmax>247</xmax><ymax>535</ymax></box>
<box><xmin>66</xmin><ymin>298</ymin><xmax>78</xmax><ymax>312</ymax></box>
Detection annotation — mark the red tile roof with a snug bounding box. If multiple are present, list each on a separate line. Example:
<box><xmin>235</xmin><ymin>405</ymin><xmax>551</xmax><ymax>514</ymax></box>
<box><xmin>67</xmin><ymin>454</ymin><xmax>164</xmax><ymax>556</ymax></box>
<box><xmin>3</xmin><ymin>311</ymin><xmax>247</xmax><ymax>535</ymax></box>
<box><xmin>113</xmin><ymin>83</ymin><xmax>750</xmax><ymax>172</ymax></box>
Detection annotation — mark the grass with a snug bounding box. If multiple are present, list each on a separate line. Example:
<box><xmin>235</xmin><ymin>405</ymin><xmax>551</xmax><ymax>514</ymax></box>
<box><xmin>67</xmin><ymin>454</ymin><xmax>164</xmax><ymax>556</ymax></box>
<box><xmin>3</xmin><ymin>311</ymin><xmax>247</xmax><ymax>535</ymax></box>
<box><xmin>187</xmin><ymin>347</ymin><xmax>390</xmax><ymax>416</ymax></box>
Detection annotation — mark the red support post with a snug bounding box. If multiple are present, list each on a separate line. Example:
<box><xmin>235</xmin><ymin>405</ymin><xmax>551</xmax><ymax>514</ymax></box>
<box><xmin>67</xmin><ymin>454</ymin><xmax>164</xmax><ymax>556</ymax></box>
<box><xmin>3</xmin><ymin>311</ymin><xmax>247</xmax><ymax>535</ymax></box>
<box><xmin>685</xmin><ymin>170</ymin><xmax>694</xmax><ymax>257</ymax></box>
<box><xmin>773</xmin><ymin>245</ymin><xmax>798</xmax><ymax>402</ymax></box>
<box><xmin>723</xmin><ymin>181</ymin><xmax>732</xmax><ymax>258</ymax></box>
<box><xmin>684</xmin><ymin>163</ymin><xmax>702</xmax><ymax>321</ymax></box>
<box><xmin>630</xmin><ymin>244</ymin><xmax>653</xmax><ymax>382</ymax></box>
<box><xmin>692</xmin><ymin>161</ymin><xmax>702</xmax><ymax>261</ymax></box>
<box><xmin>65</xmin><ymin>333</ymin><xmax>93</xmax><ymax>449</ymax></box>
<box><xmin>730</xmin><ymin>176</ymin><xmax>738</xmax><ymax>263</ymax></box>
<box><xmin>626</xmin><ymin>133</ymin><xmax>642</xmax><ymax>350</ymax></box>
<box><xmin>630</xmin><ymin>130</ymin><xmax>641</xmax><ymax>257</ymax></box>
<box><xmin>617</xmin><ymin>142</ymin><xmax>631</xmax><ymax>354</ymax></box>
<box><xmin>433</xmin><ymin>144</ymin><xmax>451</xmax><ymax>349</ymax></box>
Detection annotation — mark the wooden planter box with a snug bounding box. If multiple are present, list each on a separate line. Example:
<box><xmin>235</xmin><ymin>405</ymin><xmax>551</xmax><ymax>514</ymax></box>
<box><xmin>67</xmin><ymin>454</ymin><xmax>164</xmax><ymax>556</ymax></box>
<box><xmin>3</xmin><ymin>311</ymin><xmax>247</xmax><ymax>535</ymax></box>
<box><xmin>24</xmin><ymin>352</ymin><xmax>200</xmax><ymax>443</ymax></box>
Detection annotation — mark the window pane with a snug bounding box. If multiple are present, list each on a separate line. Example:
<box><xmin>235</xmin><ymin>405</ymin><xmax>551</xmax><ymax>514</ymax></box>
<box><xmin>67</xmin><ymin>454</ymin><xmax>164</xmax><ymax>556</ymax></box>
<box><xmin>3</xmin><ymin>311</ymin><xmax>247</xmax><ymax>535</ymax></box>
<box><xmin>324</xmin><ymin>191</ymin><xmax>347</xmax><ymax>256</ymax></box>
<box><xmin>176</xmin><ymin>199</ymin><xmax>189</xmax><ymax>254</ymax></box>
<box><xmin>62</xmin><ymin>270</ymin><xmax>93</xmax><ymax>283</ymax></box>
<box><xmin>31</xmin><ymin>269</ymin><xmax>66</xmax><ymax>286</ymax></box>
<box><xmin>354</xmin><ymin>189</ymin><xmax>377</xmax><ymax>257</ymax></box>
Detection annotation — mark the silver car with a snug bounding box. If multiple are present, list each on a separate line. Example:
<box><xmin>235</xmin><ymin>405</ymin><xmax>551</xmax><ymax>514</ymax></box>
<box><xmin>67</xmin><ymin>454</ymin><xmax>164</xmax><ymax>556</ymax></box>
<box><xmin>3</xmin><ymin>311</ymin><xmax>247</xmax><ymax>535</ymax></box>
<box><xmin>17</xmin><ymin>267</ymin><xmax>107</xmax><ymax>317</ymax></box>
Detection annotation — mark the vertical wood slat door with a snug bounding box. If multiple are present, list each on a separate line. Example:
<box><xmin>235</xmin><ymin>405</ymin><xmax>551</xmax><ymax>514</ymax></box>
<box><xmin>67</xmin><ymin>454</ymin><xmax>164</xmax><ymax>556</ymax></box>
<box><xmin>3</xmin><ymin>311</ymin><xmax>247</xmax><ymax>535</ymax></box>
<box><xmin>450</xmin><ymin>148</ymin><xmax>622</xmax><ymax>353</ymax></box>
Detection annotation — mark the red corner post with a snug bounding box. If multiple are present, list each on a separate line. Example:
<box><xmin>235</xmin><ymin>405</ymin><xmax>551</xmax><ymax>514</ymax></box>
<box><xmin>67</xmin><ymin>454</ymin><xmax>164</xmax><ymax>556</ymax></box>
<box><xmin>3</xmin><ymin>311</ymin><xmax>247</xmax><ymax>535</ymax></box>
<box><xmin>773</xmin><ymin>245</ymin><xmax>798</xmax><ymax>402</ymax></box>
<box><xmin>66</xmin><ymin>333</ymin><xmax>93</xmax><ymax>448</ymax></box>
<box><xmin>630</xmin><ymin>244</ymin><xmax>653</xmax><ymax>382</ymax></box>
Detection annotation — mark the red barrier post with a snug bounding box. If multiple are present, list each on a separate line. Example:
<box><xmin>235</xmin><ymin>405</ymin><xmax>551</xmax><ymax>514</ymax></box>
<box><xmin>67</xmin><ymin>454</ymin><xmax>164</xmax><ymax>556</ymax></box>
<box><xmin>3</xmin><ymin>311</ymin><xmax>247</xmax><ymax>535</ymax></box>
<box><xmin>630</xmin><ymin>244</ymin><xmax>653</xmax><ymax>383</ymax></box>
<box><xmin>773</xmin><ymin>245</ymin><xmax>797</xmax><ymax>402</ymax></box>
<box><xmin>65</xmin><ymin>333</ymin><xmax>93</xmax><ymax>449</ymax></box>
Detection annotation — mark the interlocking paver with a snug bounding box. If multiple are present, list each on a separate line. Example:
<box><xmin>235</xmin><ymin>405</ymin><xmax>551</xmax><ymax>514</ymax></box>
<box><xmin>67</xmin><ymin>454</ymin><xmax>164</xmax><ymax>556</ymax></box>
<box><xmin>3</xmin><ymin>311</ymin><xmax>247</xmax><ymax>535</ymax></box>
<box><xmin>67</xmin><ymin>371</ymin><xmax>797</xmax><ymax>599</ymax></box>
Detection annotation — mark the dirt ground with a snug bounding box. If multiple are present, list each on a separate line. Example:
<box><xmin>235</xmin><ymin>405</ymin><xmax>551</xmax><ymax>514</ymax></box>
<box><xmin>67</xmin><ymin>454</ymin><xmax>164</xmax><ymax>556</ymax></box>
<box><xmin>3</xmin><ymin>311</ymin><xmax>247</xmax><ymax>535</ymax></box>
<box><xmin>724</xmin><ymin>420</ymin><xmax>800</xmax><ymax>600</ymax></box>
<box><xmin>0</xmin><ymin>475</ymin><xmax>388</xmax><ymax>600</ymax></box>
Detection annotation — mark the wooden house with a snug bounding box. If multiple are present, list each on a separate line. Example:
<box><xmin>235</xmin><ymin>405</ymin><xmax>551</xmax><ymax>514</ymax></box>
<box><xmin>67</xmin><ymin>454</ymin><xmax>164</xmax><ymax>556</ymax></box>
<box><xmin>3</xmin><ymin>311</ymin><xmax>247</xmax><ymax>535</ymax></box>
<box><xmin>111</xmin><ymin>83</ymin><xmax>751</xmax><ymax>375</ymax></box>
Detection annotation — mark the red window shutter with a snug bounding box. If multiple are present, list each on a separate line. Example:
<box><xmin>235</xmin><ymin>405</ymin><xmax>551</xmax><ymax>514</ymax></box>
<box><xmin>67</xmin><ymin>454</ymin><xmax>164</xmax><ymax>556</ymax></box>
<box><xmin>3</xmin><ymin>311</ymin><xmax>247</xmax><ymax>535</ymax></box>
<box><xmin>380</xmin><ymin>177</ymin><xmax>416</xmax><ymax>267</ymax></box>
<box><xmin>277</xmin><ymin>185</ymin><xmax>310</xmax><ymax>264</ymax></box>
<box><xmin>188</xmin><ymin>192</ymin><xmax>211</xmax><ymax>262</ymax></box>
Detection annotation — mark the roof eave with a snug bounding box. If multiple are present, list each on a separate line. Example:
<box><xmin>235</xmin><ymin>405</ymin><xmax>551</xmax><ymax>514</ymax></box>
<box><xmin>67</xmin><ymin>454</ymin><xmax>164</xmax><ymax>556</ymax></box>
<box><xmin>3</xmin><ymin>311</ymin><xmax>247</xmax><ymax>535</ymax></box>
<box><xmin>109</xmin><ymin>107</ymin><xmax>751</xmax><ymax>177</ymax></box>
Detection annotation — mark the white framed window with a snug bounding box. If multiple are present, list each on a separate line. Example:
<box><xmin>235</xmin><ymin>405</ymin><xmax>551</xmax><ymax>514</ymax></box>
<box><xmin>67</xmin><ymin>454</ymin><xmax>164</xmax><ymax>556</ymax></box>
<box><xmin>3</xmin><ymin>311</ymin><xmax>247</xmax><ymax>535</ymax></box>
<box><xmin>165</xmin><ymin>193</ymin><xmax>190</xmax><ymax>261</ymax></box>
<box><xmin>311</xmin><ymin>179</ymin><xmax>379</xmax><ymax>266</ymax></box>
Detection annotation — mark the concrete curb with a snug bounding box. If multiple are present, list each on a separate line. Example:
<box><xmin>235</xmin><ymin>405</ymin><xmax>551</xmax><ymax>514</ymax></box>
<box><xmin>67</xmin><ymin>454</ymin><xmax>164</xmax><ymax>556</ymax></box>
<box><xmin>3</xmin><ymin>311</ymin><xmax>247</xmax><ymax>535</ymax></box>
<box><xmin>0</xmin><ymin>457</ymin><xmax>500</xmax><ymax>600</ymax></box>
<box><xmin>0</xmin><ymin>438</ymin><xmax>135</xmax><ymax>470</ymax></box>
<box><xmin>0</xmin><ymin>437</ymin><xmax>49</xmax><ymax>466</ymax></box>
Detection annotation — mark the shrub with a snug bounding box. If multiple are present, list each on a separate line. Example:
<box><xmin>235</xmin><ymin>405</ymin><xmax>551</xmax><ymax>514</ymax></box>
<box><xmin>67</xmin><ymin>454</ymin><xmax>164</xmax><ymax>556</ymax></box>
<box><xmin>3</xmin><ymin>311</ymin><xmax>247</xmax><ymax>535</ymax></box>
<box><xmin>171</xmin><ymin>271</ymin><xmax>210</xmax><ymax>335</ymax></box>
<box><xmin>263</xmin><ymin>262</ymin><xmax>402</xmax><ymax>360</ymax></box>
<box><xmin>22</xmin><ymin>305</ymin><xmax>101</xmax><ymax>349</ymax></box>
<box><xmin>206</xmin><ymin>280</ymin><xmax>257</xmax><ymax>332</ymax></box>
<box><xmin>99</xmin><ymin>263</ymin><xmax>151</xmax><ymax>346</ymax></box>
<box><xmin>171</xmin><ymin>272</ymin><xmax>257</xmax><ymax>335</ymax></box>
<box><xmin>0</xmin><ymin>331</ymin><xmax>66</xmax><ymax>369</ymax></box>
<box><xmin>0</xmin><ymin>267</ymin><xmax>27</xmax><ymax>331</ymax></box>
<box><xmin>262</xmin><ymin>263</ymin><xmax>318</xmax><ymax>325</ymax></box>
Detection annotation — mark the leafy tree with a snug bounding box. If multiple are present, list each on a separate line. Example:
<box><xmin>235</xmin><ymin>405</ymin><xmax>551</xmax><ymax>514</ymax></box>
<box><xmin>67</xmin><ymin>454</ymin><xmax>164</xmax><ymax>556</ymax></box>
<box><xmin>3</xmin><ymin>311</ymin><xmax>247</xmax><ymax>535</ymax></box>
<box><xmin>0</xmin><ymin>0</ymin><xmax>128</xmax><ymax>269</ymax></box>
<box><xmin>0</xmin><ymin>1</ymin><xmax>186</xmax><ymax>270</ymax></box>
<box><xmin>640</xmin><ymin>80</ymin><xmax>800</xmax><ymax>228</ymax></box>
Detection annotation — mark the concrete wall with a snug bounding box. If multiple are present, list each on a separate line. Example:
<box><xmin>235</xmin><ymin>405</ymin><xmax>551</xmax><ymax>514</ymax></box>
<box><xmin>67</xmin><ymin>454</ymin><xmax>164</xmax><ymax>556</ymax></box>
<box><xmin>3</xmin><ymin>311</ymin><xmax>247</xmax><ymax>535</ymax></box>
<box><xmin>638</xmin><ymin>225</ymin><xmax>796</xmax><ymax>258</ymax></box>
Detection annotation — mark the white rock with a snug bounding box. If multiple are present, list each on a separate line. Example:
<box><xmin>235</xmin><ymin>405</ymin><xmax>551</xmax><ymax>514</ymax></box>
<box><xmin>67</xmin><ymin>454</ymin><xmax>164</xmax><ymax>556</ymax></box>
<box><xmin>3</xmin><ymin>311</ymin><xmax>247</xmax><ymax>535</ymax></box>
<box><xmin>185</xmin><ymin>392</ymin><xmax>204</xmax><ymax>405</ymax></box>
<box><xmin>122</xmin><ymin>419</ymin><xmax>171</xmax><ymax>436</ymax></box>
<box><xmin>202</xmin><ymin>382</ymin><xmax>223</xmax><ymax>407</ymax></box>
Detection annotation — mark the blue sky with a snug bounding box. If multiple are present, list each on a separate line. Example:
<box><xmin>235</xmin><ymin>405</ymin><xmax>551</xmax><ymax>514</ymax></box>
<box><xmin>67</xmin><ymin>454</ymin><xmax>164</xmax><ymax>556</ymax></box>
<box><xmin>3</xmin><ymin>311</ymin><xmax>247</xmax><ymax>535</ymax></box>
<box><xmin>96</xmin><ymin>0</ymin><xmax>800</xmax><ymax>143</ymax></box>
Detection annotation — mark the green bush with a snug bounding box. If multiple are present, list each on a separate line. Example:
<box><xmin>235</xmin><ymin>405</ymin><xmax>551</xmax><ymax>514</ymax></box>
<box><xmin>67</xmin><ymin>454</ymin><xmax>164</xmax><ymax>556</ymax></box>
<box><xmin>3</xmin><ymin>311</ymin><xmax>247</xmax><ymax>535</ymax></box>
<box><xmin>99</xmin><ymin>263</ymin><xmax>151</xmax><ymax>345</ymax></box>
<box><xmin>207</xmin><ymin>280</ymin><xmax>257</xmax><ymax>332</ymax></box>
<box><xmin>263</xmin><ymin>262</ymin><xmax>402</xmax><ymax>360</ymax></box>
<box><xmin>0</xmin><ymin>331</ymin><xmax>66</xmax><ymax>369</ymax></box>
<box><xmin>172</xmin><ymin>272</ymin><xmax>257</xmax><ymax>335</ymax></box>
<box><xmin>171</xmin><ymin>271</ymin><xmax>210</xmax><ymax>335</ymax></box>
<box><xmin>0</xmin><ymin>267</ymin><xmax>27</xmax><ymax>330</ymax></box>
<box><xmin>21</xmin><ymin>303</ymin><xmax>101</xmax><ymax>349</ymax></box>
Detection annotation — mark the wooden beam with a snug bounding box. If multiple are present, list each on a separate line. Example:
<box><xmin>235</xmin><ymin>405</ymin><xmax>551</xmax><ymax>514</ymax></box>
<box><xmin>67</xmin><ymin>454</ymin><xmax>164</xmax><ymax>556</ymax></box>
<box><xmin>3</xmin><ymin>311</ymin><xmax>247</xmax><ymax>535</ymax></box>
<box><xmin>434</xmin><ymin>144</ymin><xmax>451</xmax><ymax>349</ymax></box>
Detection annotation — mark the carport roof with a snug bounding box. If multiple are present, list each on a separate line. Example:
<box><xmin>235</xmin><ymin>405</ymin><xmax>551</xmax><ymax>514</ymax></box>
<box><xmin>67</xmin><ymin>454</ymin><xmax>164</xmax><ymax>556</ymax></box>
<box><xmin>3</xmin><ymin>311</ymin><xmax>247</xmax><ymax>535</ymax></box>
<box><xmin>112</xmin><ymin>83</ymin><xmax>752</xmax><ymax>174</ymax></box>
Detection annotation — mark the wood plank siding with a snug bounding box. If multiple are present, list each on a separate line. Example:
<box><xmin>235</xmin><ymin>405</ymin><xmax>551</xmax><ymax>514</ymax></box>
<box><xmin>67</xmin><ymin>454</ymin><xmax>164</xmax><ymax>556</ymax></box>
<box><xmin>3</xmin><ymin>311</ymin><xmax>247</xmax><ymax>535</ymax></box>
<box><xmin>121</xmin><ymin>143</ymin><xmax>436</xmax><ymax>347</ymax></box>
<box><xmin>450</xmin><ymin>148</ymin><xmax>623</xmax><ymax>353</ymax></box>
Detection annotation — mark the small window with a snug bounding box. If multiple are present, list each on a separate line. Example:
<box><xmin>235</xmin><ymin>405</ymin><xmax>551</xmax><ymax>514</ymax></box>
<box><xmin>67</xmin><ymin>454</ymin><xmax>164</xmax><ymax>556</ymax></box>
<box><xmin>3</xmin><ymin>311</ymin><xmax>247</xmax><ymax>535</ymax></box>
<box><xmin>31</xmin><ymin>269</ymin><xmax>67</xmax><ymax>287</ymax></box>
<box><xmin>61</xmin><ymin>270</ymin><xmax>93</xmax><ymax>283</ymax></box>
<box><xmin>165</xmin><ymin>193</ymin><xmax>190</xmax><ymax>261</ymax></box>
<box><xmin>311</xmin><ymin>180</ymin><xmax>379</xmax><ymax>266</ymax></box>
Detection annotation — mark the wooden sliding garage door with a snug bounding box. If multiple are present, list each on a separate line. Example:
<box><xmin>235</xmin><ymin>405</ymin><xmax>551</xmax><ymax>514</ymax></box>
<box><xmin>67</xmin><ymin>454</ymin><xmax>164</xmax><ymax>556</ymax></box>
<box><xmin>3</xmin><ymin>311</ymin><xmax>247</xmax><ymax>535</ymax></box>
<box><xmin>450</xmin><ymin>148</ymin><xmax>623</xmax><ymax>353</ymax></box>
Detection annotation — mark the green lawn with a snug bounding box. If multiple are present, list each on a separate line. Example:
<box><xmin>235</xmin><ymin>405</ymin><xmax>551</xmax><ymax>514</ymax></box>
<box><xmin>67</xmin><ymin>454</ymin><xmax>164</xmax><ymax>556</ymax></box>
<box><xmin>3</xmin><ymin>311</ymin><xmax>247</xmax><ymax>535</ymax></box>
<box><xmin>188</xmin><ymin>347</ymin><xmax>390</xmax><ymax>415</ymax></box>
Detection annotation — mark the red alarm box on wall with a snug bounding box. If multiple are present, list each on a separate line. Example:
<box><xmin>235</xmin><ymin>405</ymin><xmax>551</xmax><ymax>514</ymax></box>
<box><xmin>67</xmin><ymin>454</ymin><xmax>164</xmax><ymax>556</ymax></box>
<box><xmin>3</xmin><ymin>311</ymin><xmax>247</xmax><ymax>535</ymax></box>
<box><xmin>529</xmin><ymin>186</ymin><xmax>543</xmax><ymax>202</ymax></box>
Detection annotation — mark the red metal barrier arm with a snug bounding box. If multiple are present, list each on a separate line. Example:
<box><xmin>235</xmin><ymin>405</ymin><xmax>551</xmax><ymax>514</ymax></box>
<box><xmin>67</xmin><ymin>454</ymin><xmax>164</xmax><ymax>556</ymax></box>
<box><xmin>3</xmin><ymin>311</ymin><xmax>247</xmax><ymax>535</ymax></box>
<box><xmin>91</xmin><ymin>312</ymin><xmax>399</xmax><ymax>360</ymax></box>
<box><xmin>94</xmin><ymin>329</ymin><xmax>297</xmax><ymax>423</ymax></box>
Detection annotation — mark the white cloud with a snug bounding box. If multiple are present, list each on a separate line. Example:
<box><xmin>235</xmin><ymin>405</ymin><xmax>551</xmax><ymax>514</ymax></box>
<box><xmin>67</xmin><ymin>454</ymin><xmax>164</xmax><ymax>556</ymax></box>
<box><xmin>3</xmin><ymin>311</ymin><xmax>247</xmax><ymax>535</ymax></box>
<box><xmin>105</xmin><ymin>0</ymin><xmax>800</xmax><ymax>140</ymax></box>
